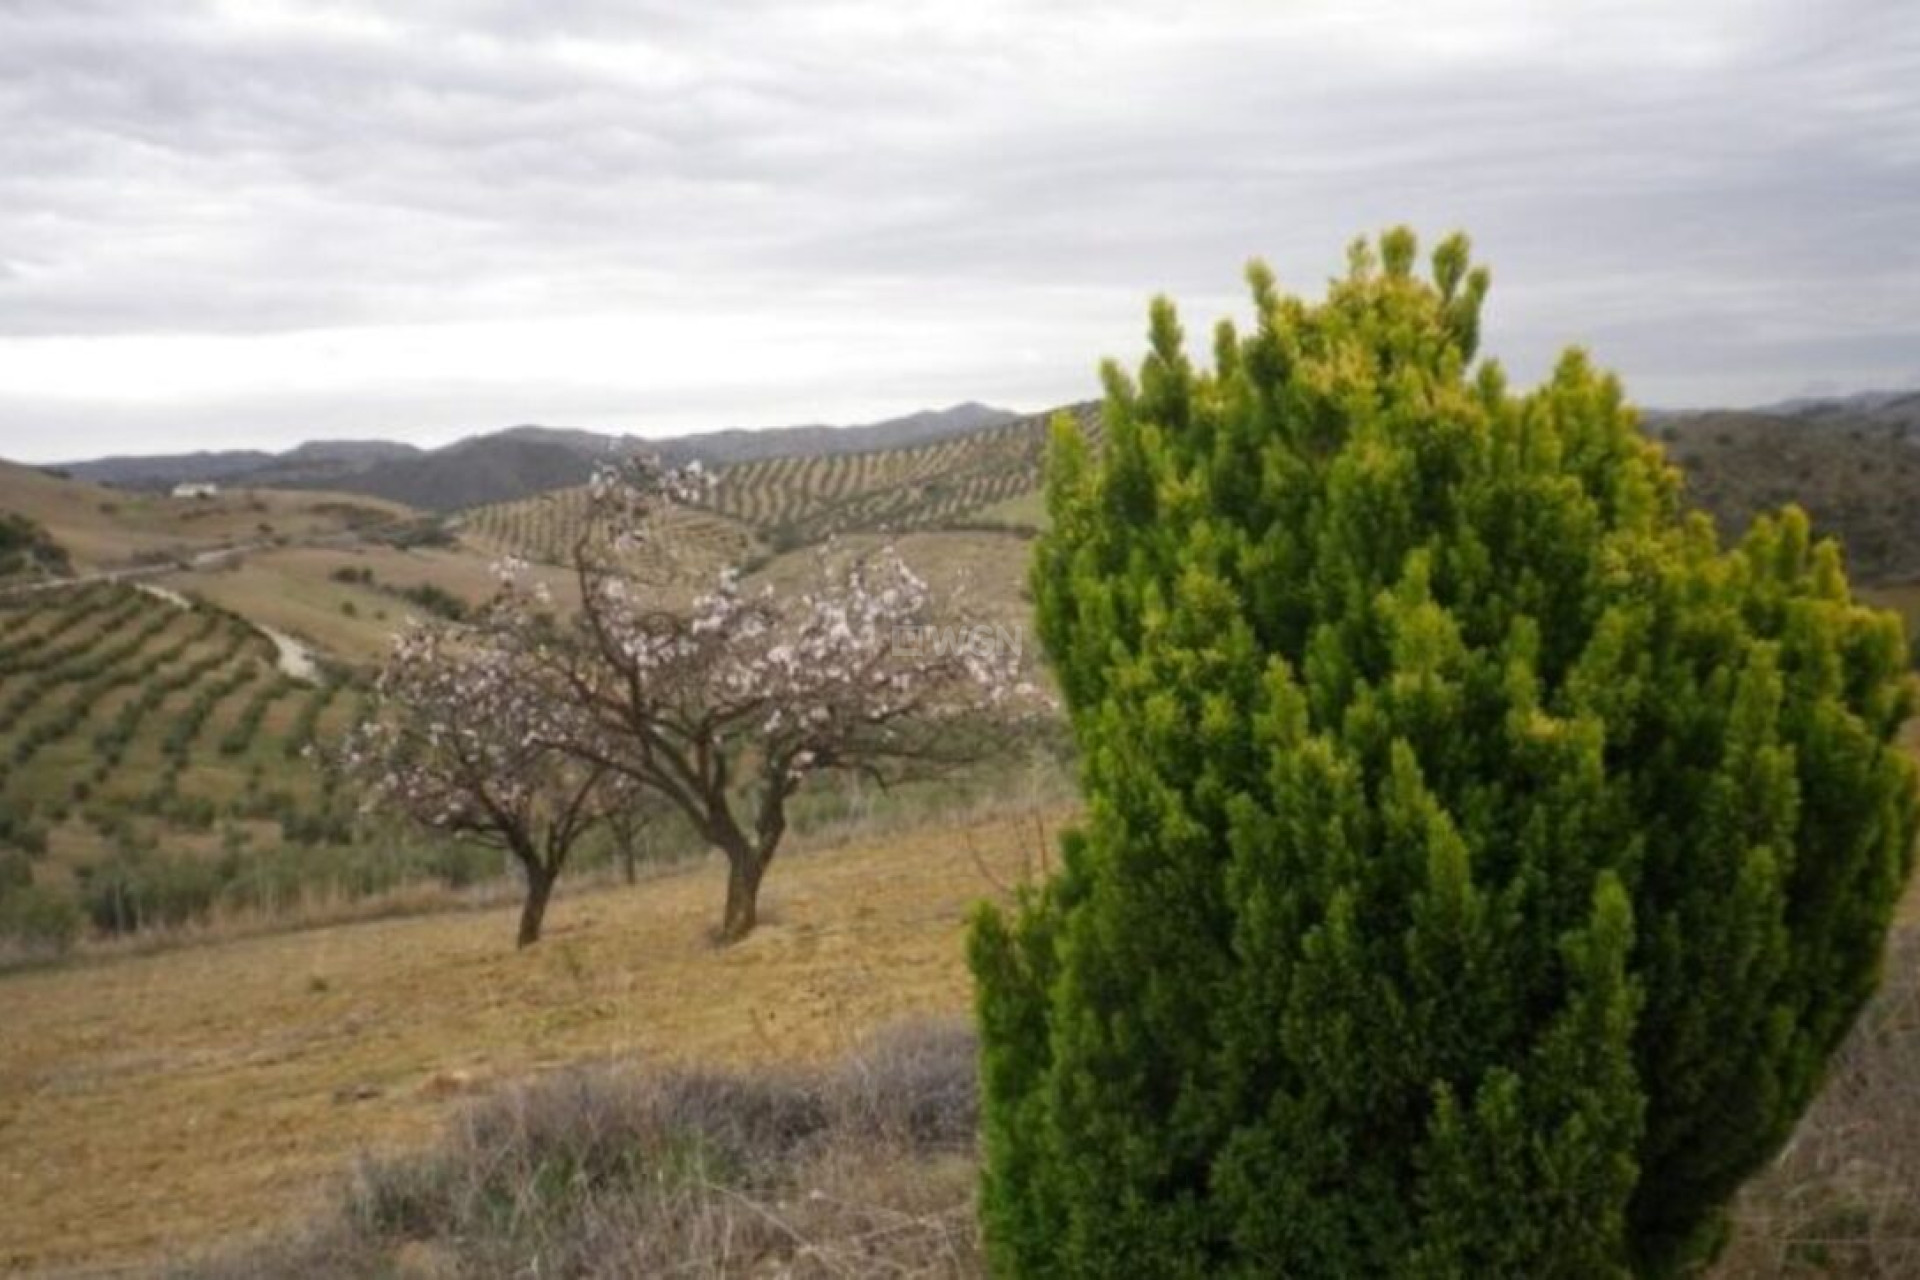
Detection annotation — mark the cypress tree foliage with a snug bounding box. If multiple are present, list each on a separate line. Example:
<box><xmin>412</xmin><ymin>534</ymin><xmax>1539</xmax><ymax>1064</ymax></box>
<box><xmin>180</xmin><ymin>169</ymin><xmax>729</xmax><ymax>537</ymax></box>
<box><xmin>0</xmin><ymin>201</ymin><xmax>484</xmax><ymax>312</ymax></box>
<box><xmin>970</xmin><ymin>228</ymin><xmax>1918</xmax><ymax>1277</ymax></box>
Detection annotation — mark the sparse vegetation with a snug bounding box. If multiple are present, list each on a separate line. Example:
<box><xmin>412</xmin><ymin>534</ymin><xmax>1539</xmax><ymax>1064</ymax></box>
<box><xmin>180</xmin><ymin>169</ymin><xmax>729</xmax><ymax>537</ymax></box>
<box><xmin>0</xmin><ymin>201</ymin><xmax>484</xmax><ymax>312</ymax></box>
<box><xmin>371</xmin><ymin>515</ymin><xmax>457</xmax><ymax>550</ymax></box>
<box><xmin>1719</xmin><ymin>929</ymin><xmax>1920</xmax><ymax>1276</ymax></box>
<box><xmin>176</xmin><ymin>1022</ymin><xmax>980</xmax><ymax>1279</ymax></box>
<box><xmin>0</xmin><ymin>510</ymin><xmax>71</xmax><ymax>580</ymax></box>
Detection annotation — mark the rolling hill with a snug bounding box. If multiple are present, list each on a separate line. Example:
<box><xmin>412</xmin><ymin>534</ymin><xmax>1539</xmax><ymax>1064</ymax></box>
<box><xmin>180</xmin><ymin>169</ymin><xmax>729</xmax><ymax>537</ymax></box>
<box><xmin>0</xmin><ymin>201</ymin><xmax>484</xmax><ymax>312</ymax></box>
<box><xmin>42</xmin><ymin>391</ymin><xmax>1919</xmax><ymax>591</ymax></box>
<box><xmin>49</xmin><ymin>403</ymin><xmax>1020</xmax><ymax>510</ymax></box>
<box><xmin>1654</xmin><ymin>408</ymin><xmax>1920</xmax><ymax>582</ymax></box>
<box><xmin>460</xmin><ymin>395</ymin><xmax>1920</xmax><ymax>599</ymax></box>
<box><xmin>3</xmin><ymin>388</ymin><xmax>1918</xmax><ymax>1273</ymax></box>
<box><xmin>464</xmin><ymin>403</ymin><xmax>1100</xmax><ymax>570</ymax></box>
<box><xmin>5</xmin><ymin>386</ymin><xmax>1916</xmax><ymax>965</ymax></box>
<box><xmin>0</xmin><ymin>460</ymin><xmax>409</xmax><ymax>575</ymax></box>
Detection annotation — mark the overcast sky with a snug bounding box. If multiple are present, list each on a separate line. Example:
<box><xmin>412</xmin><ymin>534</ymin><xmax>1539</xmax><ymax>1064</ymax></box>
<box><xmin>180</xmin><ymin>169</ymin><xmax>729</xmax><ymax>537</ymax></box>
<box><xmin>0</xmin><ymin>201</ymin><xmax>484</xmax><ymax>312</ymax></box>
<box><xmin>1</xmin><ymin>0</ymin><xmax>1916</xmax><ymax>462</ymax></box>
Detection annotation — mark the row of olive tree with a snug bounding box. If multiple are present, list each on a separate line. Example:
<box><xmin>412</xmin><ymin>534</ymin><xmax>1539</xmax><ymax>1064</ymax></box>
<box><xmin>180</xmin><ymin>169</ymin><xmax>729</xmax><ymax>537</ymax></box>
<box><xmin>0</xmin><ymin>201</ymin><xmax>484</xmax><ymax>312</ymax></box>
<box><xmin>345</xmin><ymin>462</ymin><xmax>1031</xmax><ymax>947</ymax></box>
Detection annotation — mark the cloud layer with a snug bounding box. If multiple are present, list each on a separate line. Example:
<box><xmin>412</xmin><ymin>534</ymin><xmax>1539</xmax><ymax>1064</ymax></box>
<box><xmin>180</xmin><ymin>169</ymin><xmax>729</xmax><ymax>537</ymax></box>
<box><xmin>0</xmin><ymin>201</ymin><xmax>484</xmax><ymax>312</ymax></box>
<box><xmin>1</xmin><ymin>0</ymin><xmax>1916</xmax><ymax>459</ymax></box>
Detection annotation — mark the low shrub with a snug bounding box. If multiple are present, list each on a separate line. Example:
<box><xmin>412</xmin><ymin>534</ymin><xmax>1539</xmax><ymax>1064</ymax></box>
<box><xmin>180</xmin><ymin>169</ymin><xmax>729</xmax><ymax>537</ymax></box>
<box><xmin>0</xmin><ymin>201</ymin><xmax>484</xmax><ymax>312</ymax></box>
<box><xmin>394</xmin><ymin>582</ymin><xmax>467</xmax><ymax>621</ymax></box>
<box><xmin>77</xmin><ymin>850</ymin><xmax>225</xmax><ymax>935</ymax></box>
<box><xmin>0</xmin><ymin>884</ymin><xmax>81</xmax><ymax>956</ymax></box>
<box><xmin>173</xmin><ymin>1022</ymin><xmax>981</xmax><ymax>1278</ymax></box>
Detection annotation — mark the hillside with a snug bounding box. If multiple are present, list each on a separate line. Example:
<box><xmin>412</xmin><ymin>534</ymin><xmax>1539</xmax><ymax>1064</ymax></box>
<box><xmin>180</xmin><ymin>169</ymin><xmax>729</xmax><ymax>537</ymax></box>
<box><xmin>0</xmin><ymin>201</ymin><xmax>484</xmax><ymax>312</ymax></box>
<box><xmin>0</xmin><ymin>512</ymin><xmax>70</xmax><ymax>582</ymax></box>
<box><xmin>466</xmin><ymin>403</ymin><xmax>1100</xmax><ymax>570</ymax></box>
<box><xmin>649</xmin><ymin>400</ymin><xmax>1019</xmax><ymax>467</ymax></box>
<box><xmin>309</xmin><ymin>432</ymin><xmax>606</xmax><ymax>511</ymax></box>
<box><xmin>465</xmin><ymin>397</ymin><xmax>1920</xmax><ymax>603</ymax></box>
<box><xmin>54</xmin><ymin>442</ymin><xmax>425</xmax><ymax>491</ymax></box>
<box><xmin>0</xmin><ymin>461</ymin><xmax>409</xmax><ymax>575</ymax></box>
<box><xmin>1656</xmin><ymin>409</ymin><xmax>1920</xmax><ymax>582</ymax></box>
<box><xmin>46</xmin><ymin>403</ymin><xmax>1020</xmax><ymax>511</ymax></box>
<box><xmin>0</xmin><ymin>807</ymin><xmax>1061</xmax><ymax>1272</ymax></box>
<box><xmin>166</xmin><ymin>542</ymin><xmax>582</xmax><ymax>665</ymax></box>
<box><xmin>0</xmin><ymin>584</ymin><xmax>371</xmax><ymax>943</ymax></box>
<box><xmin>1762</xmin><ymin>387</ymin><xmax>1920</xmax><ymax>436</ymax></box>
<box><xmin>462</xmin><ymin>486</ymin><xmax>759</xmax><ymax>586</ymax></box>
<box><xmin>40</xmin><ymin>394</ymin><xmax>1920</xmax><ymax>591</ymax></box>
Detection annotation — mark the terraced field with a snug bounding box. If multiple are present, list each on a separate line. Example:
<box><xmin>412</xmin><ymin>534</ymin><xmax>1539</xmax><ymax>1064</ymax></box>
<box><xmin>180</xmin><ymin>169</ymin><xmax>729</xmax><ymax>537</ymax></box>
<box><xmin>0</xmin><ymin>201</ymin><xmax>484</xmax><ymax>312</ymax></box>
<box><xmin>459</xmin><ymin>404</ymin><xmax>1098</xmax><ymax>569</ymax></box>
<box><xmin>700</xmin><ymin>404</ymin><xmax>1097</xmax><ymax>545</ymax></box>
<box><xmin>462</xmin><ymin>485</ymin><xmax>758</xmax><ymax>579</ymax></box>
<box><xmin>0</xmin><ymin>583</ymin><xmax>380</xmax><ymax>953</ymax></box>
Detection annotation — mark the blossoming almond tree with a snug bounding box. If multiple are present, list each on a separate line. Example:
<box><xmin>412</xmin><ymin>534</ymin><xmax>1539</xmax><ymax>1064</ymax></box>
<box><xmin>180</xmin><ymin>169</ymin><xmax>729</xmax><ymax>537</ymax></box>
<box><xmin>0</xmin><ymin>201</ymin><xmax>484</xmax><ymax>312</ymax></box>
<box><xmin>348</xmin><ymin>612</ymin><xmax>616</xmax><ymax>947</ymax></box>
<box><xmin>495</xmin><ymin>461</ymin><xmax>1036</xmax><ymax>943</ymax></box>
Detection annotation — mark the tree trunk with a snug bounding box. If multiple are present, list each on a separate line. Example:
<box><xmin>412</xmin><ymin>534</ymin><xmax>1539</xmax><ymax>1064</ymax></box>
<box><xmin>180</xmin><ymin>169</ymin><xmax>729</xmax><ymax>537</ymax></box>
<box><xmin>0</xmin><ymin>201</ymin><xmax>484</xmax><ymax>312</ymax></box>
<box><xmin>517</xmin><ymin>864</ymin><xmax>556</xmax><ymax>948</ymax></box>
<box><xmin>719</xmin><ymin>852</ymin><xmax>767</xmax><ymax>944</ymax></box>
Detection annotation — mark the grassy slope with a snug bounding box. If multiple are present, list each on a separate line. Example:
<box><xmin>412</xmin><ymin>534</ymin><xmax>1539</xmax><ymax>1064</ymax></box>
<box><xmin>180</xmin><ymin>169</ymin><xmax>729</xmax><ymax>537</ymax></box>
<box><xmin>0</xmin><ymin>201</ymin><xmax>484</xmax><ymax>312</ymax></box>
<box><xmin>0</xmin><ymin>461</ymin><xmax>409</xmax><ymax>573</ymax></box>
<box><xmin>0</xmin><ymin>808</ymin><xmax>1065</xmax><ymax>1272</ymax></box>
<box><xmin>166</xmin><ymin>544</ymin><xmax>580</xmax><ymax>665</ymax></box>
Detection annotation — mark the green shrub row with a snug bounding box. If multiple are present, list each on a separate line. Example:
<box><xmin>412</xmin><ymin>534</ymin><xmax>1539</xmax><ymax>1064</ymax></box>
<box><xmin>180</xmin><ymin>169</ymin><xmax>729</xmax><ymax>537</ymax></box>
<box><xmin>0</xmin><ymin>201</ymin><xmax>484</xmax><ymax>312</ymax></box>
<box><xmin>218</xmin><ymin>674</ymin><xmax>300</xmax><ymax>756</ymax></box>
<box><xmin>91</xmin><ymin>612</ymin><xmax>237</xmax><ymax>763</ymax></box>
<box><xmin>0</xmin><ymin>587</ymin><xmax>147</xmax><ymax>676</ymax></box>
<box><xmin>0</xmin><ymin>884</ymin><xmax>80</xmax><ymax>956</ymax></box>
<box><xmin>67</xmin><ymin>823</ymin><xmax>495</xmax><ymax>939</ymax></box>
<box><xmin>0</xmin><ymin>809</ymin><xmax>49</xmax><ymax>856</ymax></box>
<box><xmin>282</xmin><ymin>676</ymin><xmax>346</xmax><ymax>760</ymax></box>
<box><xmin>7</xmin><ymin>604</ymin><xmax>184</xmax><ymax>766</ymax></box>
<box><xmin>161</xmin><ymin>654</ymin><xmax>267</xmax><ymax>764</ymax></box>
<box><xmin>0</xmin><ymin>585</ymin><xmax>117</xmax><ymax>669</ymax></box>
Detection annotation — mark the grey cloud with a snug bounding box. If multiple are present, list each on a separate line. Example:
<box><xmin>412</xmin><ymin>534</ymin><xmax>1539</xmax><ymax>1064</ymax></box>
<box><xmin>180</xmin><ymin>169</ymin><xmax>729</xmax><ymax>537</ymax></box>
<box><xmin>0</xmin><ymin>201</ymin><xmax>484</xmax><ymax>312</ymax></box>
<box><xmin>0</xmin><ymin>0</ymin><xmax>1916</xmax><ymax>458</ymax></box>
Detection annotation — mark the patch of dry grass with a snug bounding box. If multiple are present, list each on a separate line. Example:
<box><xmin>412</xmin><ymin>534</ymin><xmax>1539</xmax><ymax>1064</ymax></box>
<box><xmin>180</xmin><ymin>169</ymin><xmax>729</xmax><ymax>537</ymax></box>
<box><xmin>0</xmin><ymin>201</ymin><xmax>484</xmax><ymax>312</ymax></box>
<box><xmin>164</xmin><ymin>544</ymin><xmax>578</xmax><ymax>666</ymax></box>
<box><xmin>1719</xmin><ymin>930</ymin><xmax>1920</xmax><ymax>1277</ymax></box>
<box><xmin>173</xmin><ymin>1021</ymin><xmax>981</xmax><ymax>1278</ymax></box>
<box><xmin>0</xmin><ymin>461</ymin><xmax>408</xmax><ymax>574</ymax></box>
<box><xmin>0</xmin><ymin>807</ymin><xmax>1063</xmax><ymax>1273</ymax></box>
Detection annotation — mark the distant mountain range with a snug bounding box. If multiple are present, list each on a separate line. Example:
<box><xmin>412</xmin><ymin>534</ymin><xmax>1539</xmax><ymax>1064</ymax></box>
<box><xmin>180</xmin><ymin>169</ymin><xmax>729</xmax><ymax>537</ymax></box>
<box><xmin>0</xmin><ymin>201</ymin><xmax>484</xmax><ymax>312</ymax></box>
<box><xmin>46</xmin><ymin>403</ymin><xmax>1019</xmax><ymax>511</ymax></box>
<box><xmin>29</xmin><ymin>389</ymin><xmax>1920</xmax><ymax>584</ymax></box>
<box><xmin>1756</xmin><ymin>387</ymin><xmax>1920</xmax><ymax>426</ymax></box>
<box><xmin>1637</xmin><ymin>390</ymin><xmax>1919</xmax><ymax>582</ymax></box>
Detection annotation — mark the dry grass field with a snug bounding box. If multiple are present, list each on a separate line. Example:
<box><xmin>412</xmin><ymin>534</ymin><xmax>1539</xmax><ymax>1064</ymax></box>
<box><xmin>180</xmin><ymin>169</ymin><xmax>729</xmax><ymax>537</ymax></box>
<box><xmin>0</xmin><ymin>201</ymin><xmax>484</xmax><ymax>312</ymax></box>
<box><xmin>166</xmin><ymin>544</ymin><xmax>580</xmax><ymax>665</ymax></box>
<box><xmin>0</xmin><ymin>462</ymin><xmax>407</xmax><ymax>574</ymax></box>
<box><xmin>0</xmin><ymin>807</ymin><xmax>1065</xmax><ymax>1273</ymax></box>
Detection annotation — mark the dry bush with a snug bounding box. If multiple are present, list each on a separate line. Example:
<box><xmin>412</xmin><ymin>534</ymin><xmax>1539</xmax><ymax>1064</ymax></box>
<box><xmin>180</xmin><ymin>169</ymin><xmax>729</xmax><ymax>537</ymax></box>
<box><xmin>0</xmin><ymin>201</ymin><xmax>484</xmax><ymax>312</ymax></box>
<box><xmin>1719</xmin><ymin>933</ymin><xmax>1920</xmax><ymax>1277</ymax></box>
<box><xmin>175</xmin><ymin>1021</ymin><xmax>982</xmax><ymax>1278</ymax></box>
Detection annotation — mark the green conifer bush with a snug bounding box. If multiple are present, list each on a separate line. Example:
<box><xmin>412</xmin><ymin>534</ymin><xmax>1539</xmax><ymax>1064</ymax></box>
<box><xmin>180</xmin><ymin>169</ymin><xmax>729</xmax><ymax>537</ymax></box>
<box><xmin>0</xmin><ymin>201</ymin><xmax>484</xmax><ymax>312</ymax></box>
<box><xmin>971</xmin><ymin>229</ymin><xmax>1918</xmax><ymax>1276</ymax></box>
